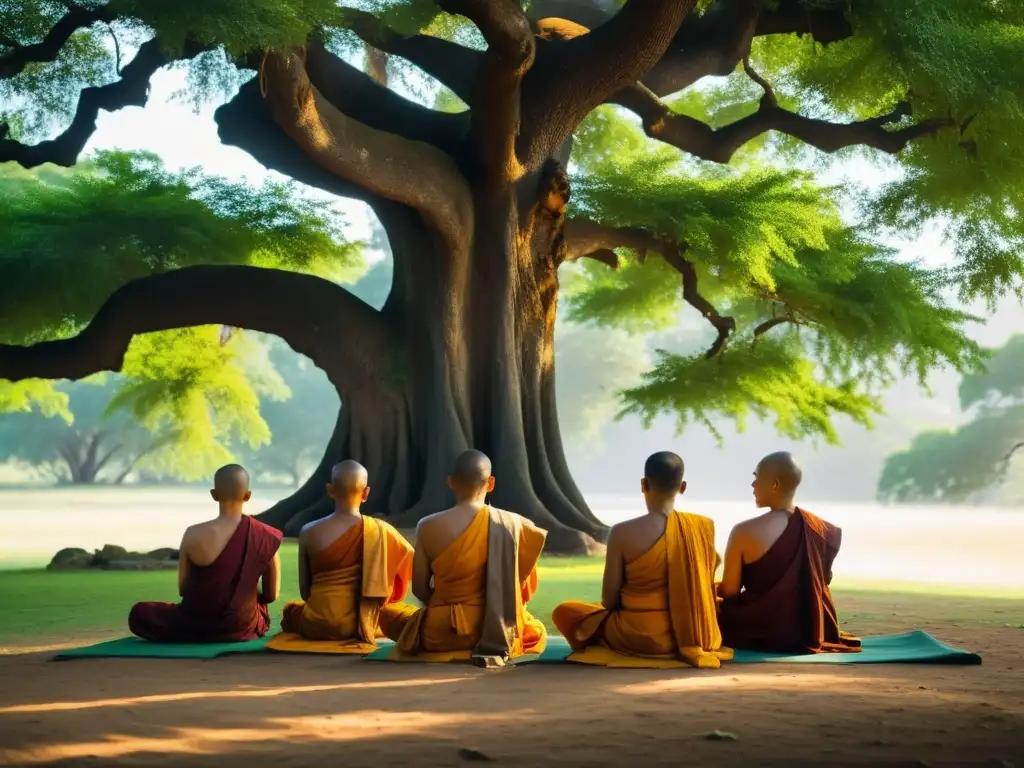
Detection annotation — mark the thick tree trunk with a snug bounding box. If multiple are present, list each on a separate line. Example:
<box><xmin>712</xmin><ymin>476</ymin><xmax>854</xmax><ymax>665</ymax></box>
<box><xmin>256</xmin><ymin>165</ymin><xmax>607</xmax><ymax>554</ymax></box>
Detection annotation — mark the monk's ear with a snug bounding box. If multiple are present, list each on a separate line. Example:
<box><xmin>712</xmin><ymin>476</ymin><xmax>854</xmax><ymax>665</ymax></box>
<box><xmin>243</xmin><ymin>491</ymin><xmax>252</xmax><ymax>502</ymax></box>
<box><xmin>210</xmin><ymin>489</ymin><xmax>218</xmax><ymax>502</ymax></box>
<box><xmin>486</xmin><ymin>475</ymin><xmax>496</xmax><ymax>493</ymax></box>
<box><xmin>446</xmin><ymin>475</ymin><xmax>456</xmax><ymax>492</ymax></box>
<box><xmin>640</xmin><ymin>478</ymin><xmax>648</xmax><ymax>494</ymax></box>
<box><xmin>362</xmin><ymin>486</ymin><xmax>371</xmax><ymax>502</ymax></box>
<box><xmin>679</xmin><ymin>481</ymin><xmax>687</xmax><ymax>495</ymax></box>
<box><xmin>325</xmin><ymin>483</ymin><xmax>335</xmax><ymax>500</ymax></box>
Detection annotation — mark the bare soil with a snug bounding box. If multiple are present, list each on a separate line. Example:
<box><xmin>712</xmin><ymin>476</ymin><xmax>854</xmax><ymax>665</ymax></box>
<box><xmin>0</xmin><ymin>596</ymin><xmax>1020</xmax><ymax>767</ymax></box>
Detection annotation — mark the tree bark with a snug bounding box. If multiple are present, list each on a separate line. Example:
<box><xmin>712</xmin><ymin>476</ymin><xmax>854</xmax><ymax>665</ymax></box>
<box><xmin>251</xmin><ymin>165</ymin><xmax>607</xmax><ymax>553</ymax></box>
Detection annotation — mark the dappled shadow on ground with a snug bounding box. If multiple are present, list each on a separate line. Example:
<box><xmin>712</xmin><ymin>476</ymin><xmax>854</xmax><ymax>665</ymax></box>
<box><xmin>0</xmin><ymin>624</ymin><xmax>1021</xmax><ymax>767</ymax></box>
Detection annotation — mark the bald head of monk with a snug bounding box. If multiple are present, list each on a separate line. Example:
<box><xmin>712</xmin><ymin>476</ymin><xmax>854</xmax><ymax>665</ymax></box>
<box><xmin>210</xmin><ymin>464</ymin><xmax>251</xmax><ymax>507</ymax></box>
<box><xmin>325</xmin><ymin>460</ymin><xmax>370</xmax><ymax>509</ymax></box>
<box><xmin>447</xmin><ymin>449</ymin><xmax>495</xmax><ymax>502</ymax></box>
<box><xmin>641</xmin><ymin>451</ymin><xmax>686</xmax><ymax>504</ymax></box>
<box><xmin>752</xmin><ymin>451</ymin><xmax>802</xmax><ymax>510</ymax></box>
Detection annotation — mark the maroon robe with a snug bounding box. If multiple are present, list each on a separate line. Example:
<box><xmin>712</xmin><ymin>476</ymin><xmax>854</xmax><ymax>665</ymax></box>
<box><xmin>129</xmin><ymin>515</ymin><xmax>283</xmax><ymax>642</ymax></box>
<box><xmin>719</xmin><ymin>508</ymin><xmax>861</xmax><ymax>654</ymax></box>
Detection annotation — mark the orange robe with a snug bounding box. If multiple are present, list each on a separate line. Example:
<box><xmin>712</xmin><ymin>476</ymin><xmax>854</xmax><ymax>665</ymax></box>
<box><xmin>552</xmin><ymin>511</ymin><xmax>732</xmax><ymax>668</ymax></box>
<box><xmin>378</xmin><ymin>507</ymin><xmax>547</xmax><ymax>661</ymax></box>
<box><xmin>719</xmin><ymin>507</ymin><xmax>861</xmax><ymax>654</ymax></box>
<box><xmin>269</xmin><ymin>517</ymin><xmax>413</xmax><ymax>654</ymax></box>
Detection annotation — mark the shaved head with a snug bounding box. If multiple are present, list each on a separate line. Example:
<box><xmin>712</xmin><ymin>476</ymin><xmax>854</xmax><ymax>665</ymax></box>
<box><xmin>213</xmin><ymin>464</ymin><xmax>250</xmax><ymax>501</ymax></box>
<box><xmin>330</xmin><ymin>460</ymin><xmax>368</xmax><ymax>493</ymax></box>
<box><xmin>757</xmin><ymin>452</ymin><xmax>803</xmax><ymax>492</ymax></box>
<box><xmin>644</xmin><ymin>451</ymin><xmax>685</xmax><ymax>495</ymax></box>
<box><xmin>451</xmin><ymin>450</ymin><xmax>492</xmax><ymax>488</ymax></box>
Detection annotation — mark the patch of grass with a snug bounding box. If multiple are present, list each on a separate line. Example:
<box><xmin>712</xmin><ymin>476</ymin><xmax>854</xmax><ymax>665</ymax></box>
<box><xmin>1</xmin><ymin>545</ymin><xmax>1021</xmax><ymax>647</ymax></box>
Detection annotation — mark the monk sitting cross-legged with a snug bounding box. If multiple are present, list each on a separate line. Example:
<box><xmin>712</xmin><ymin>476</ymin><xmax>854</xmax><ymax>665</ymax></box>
<box><xmin>379</xmin><ymin>450</ymin><xmax>548</xmax><ymax>665</ymax></box>
<box><xmin>270</xmin><ymin>461</ymin><xmax>414</xmax><ymax>653</ymax></box>
<box><xmin>129</xmin><ymin>464</ymin><xmax>283</xmax><ymax>643</ymax></box>
<box><xmin>552</xmin><ymin>451</ymin><xmax>732</xmax><ymax>669</ymax></box>
<box><xmin>718</xmin><ymin>451</ymin><xmax>861</xmax><ymax>655</ymax></box>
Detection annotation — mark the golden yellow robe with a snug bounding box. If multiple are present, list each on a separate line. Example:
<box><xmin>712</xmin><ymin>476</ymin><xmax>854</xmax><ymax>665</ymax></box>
<box><xmin>378</xmin><ymin>507</ymin><xmax>547</xmax><ymax>662</ymax></box>
<box><xmin>552</xmin><ymin>511</ymin><xmax>732</xmax><ymax>668</ymax></box>
<box><xmin>268</xmin><ymin>517</ymin><xmax>413</xmax><ymax>654</ymax></box>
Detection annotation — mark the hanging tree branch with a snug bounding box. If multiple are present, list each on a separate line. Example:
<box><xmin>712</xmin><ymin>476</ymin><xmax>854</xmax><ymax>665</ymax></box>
<box><xmin>0</xmin><ymin>3</ymin><xmax>116</xmax><ymax>80</ymax></box>
<box><xmin>0</xmin><ymin>38</ymin><xmax>208</xmax><ymax>167</ymax></box>
<box><xmin>437</xmin><ymin>0</ymin><xmax>536</xmax><ymax>182</ymax></box>
<box><xmin>260</xmin><ymin>48</ymin><xmax>473</xmax><ymax>256</ymax></box>
<box><xmin>517</xmin><ymin>0</ymin><xmax>694</xmax><ymax>171</ymax></box>
<box><xmin>0</xmin><ymin>266</ymin><xmax>395</xmax><ymax>389</ymax></box>
<box><xmin>613</xmin><ymin>80</ymin><xmax>953</xmax><ymax>163</ymax></box>
<box><xmin>561</xmin><ymin>216</ymin><xmax>736</xmax><ymax>357</ymax></box>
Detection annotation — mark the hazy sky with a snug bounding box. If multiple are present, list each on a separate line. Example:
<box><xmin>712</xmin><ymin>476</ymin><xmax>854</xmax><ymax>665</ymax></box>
<box><xmin>67</xmin><ymin>57</ymin><xmax>1024</xmax><ymax>503</ymax></box>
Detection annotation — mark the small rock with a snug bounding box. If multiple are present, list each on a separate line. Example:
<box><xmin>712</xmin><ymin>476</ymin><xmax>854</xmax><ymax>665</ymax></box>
<box><xmin>457</xmin><ymin>747</ymin><xmax>495</xmax><ymax>762</ymax></box>
<box><xmin>704</xmin><ymin>730</ymin><xmax>738</xmax><ymax>742</ymax></box>
<box><xmin>870</xmin><ymin>739</ymin><xmax>891</xmax><ymax>747</ymax></box>
<box><xmin>92</xmin><ymin>544</ymin><xmax>129</xmax><ymax>565</ymax></box>
<box><xmin>47</xmin><ymin>548</ymin><xmax>92</xmax><ymax>570</ymax></box>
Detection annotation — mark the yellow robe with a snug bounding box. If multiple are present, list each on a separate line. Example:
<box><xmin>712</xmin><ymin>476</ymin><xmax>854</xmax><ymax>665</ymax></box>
<box><xmin>268</xmin><ymin>517</ymin><xmax>413</xmax><ymax>654</ymax></box>
<box><xmin>552</xmin><ymin>511</ymin><xmax>732</xmax><ymax>668</ymax></box>
<box><xmin>378</xmin><ymin>507</ymin><xmax>547</xmax><ymax>662</ymax></box>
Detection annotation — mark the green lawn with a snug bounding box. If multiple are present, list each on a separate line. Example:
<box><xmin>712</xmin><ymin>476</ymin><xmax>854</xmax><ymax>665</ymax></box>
<box><xmin>1</xmin><ymin>543</ymin><xmax>1021</xmax><ymax>647</ymax></box>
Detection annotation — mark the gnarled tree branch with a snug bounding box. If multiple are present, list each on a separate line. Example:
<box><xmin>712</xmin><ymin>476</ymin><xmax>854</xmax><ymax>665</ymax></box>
<box><xmin>260</xmin><ymin>48</ymin><xmax>473</xmax><ymax>255</ymax></box>
<box><xmin>661</xmin><ymin>242</ymin><xmax>737</xmax><ymax>358</ymax></box>
<box><xmin>0</xmin><ymin>3</ymin><xmax>116</xmax><ymax>80</ymax></box>
<box><xmin>339</xmin><ymin>8</ymin><xmax>479</xmax><ymax>102</ymax></box>
<box><xmin>561</xmin><ymin>216</ymin><xmax>661</xmax><ymax>267</ymax></box>
<box><xmin>0</xmin><ymin>39</ymin><xmax>207</xmax><ymax>167</ymax></box>
<box><xmin>615</xmin><ymin>83</ymin><xmax>952</xmax><ymax>163</ymax></box>
<box><xmin>561</xmin><ymin>216</ymin><xmax>735</xmax><ymax>357</ymax></box>
<box><xmin>518</xmin><ymin>0</ymin><xmax>694</xmax><ymax>170</ymax></box>
<box><xmin>304</xmin><ymin>41</ymin><xmax>467</xmax><ymax>157</ymax></box>
<box><xmin>526</xmin><ymin>0</ymin><xmax>852</xmax><ymax>98</ymax></box>
<box><xmin>0</xmin><ymin>266</ymin><xmax>394</xmax><ymax>391</ymax></box>
<box><xmin>438</xmin><ymin>0</ymin><xmax>535</xmax><ymax>182</ymax></box>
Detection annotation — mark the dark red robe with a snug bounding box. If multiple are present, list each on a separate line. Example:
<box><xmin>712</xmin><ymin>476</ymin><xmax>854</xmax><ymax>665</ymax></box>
<box><xmin>129</xmin><ymin>515</ymin><xmax>282</xmax><ymax>642</ymax></box>
<box><xmin>719</xmin><ymin>508</ymin><xmax>861</xmax><ymax>654</ymax></box>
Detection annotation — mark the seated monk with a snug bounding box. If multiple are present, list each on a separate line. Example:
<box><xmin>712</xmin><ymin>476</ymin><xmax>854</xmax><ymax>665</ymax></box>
<box><xmin>129</xmin><ymin>464</ymin><xmax>282</xmax><ymax>642</ymax></box>
<box><xmin>274</xmin><ymin>461</ymin><xmax>413</xmax><ymax>651</ymax></box>
<box><xmin>379</xmin><ymin>450</ymin><xmax>548</xmax><ymax>665</ymax></box>
<box><xmin>718</xmin><ymin>451</ymin><xmax>861</xmax><ymax>654</ymax></box>
<box><xmin>552</xmin><ymin>451</ymin><xmax>732</xmax><ymax>668</ymax></box>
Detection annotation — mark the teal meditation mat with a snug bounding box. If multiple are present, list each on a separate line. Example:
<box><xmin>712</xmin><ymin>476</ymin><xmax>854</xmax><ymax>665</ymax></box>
<box><xmin>731</xmin><ymin>630</ymin><xmax>981</xmax><ymax>665</ymax></box>
<box><xmin>533</xmin><ymin>631</ymin><xmax>980</xmax><ymax>665</ymax></box>
<box><xmin>362</xmin><ymin>638</ymin><xmax>567</xmax><ymax>664</ymax></box>
<box><xmin>54</xmin><ymin>632</ymin><xmax>278</xmax><ymax>660</ymax></box>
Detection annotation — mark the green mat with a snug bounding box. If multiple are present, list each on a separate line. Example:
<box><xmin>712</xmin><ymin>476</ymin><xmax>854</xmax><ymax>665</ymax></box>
<box><xmin>54</xmin><ymin>633</ymin><xmax>277</xmax><ymax>660</ymax></box>
<box><xmin>362</xmin><ymin>639</ymin><xmax>568</xmax><ymax>664</ymax></box>
<box><xmin>531</xmin><ymin>631</ymin><xmax>980</xmax><ymax>665</ymax></box>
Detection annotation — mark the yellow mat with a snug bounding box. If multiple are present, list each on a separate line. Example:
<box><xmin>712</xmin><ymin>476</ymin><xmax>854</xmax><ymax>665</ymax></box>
<box><xmin>265</xmin><ymin>632</ymin><xmax>381</xmax><ymax>655</ymax></box>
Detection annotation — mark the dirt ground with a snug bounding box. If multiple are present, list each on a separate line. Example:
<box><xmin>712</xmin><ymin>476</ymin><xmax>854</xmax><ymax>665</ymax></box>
<box><xmin>0</xmin><ymin>602</ymin><xmax>1020</xmax><ymax>768</ymax></box>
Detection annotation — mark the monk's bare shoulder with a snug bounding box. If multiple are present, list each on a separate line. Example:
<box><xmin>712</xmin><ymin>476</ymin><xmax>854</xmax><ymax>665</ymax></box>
<box><xmin>298</xmin><ymin>517</ymin><xmax>326</xmax><ymax>542</ymax></box>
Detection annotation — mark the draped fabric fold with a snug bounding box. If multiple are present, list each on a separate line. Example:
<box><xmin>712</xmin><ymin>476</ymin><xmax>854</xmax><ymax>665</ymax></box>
<box><xmin>719</xmin><ymin>508</ymin><xmax>861</xmax><ymax>654</ymax></box>
<box><xmin>380</xmin><ymin>507</ymin><xmax>547</xmax><ymax>662</ymax></box>
<box><xmin>129</xmin><ymin>516</ymin><xmax>282</xmax><ymax>643</ymax></box>
<box><xmin>553</xmin><ymin>512</ymin><xmax>731</xmax><ymax>669</ymax></box>
<box><xmin>270</xmin><ymin>517</ymin><xmax>412</xmax><ymax>654</ymax></box>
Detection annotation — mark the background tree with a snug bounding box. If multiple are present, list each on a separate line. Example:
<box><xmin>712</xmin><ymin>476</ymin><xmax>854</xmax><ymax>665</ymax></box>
<box><xmin>240</xmin><ymin>336</ymin><xmax>340</xmax><ymax>487</ymax></box>
<box><xmin>878</xmin><ymin>335</ymin><xmax>1024</xmax><ymax>504</ymax></box>
<box><xmin>1</xmin><ymin>1</ymin><xmax>1021</xmax><ymax>551</ymax></box>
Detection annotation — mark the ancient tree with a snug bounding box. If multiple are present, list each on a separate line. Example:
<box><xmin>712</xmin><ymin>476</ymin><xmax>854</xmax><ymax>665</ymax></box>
<box><xmin>1</xmin><ymin>0</ymin><xmax>1021</xmax><ymax>551</ymax></box>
